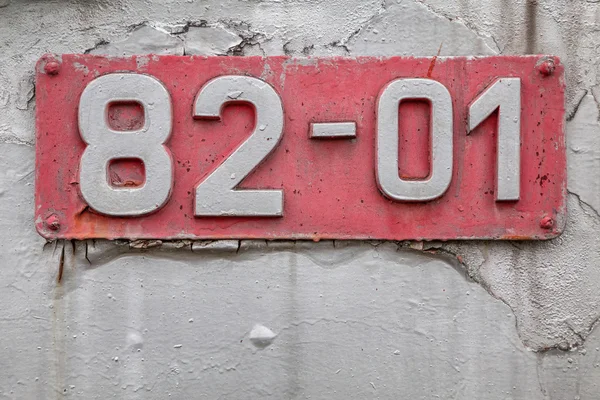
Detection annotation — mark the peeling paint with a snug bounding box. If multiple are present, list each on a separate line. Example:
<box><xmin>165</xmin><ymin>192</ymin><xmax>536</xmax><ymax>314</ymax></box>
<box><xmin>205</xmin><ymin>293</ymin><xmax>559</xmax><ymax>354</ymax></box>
<box><xmin>15</xmin><ymin>74</ymin><xmax>34</xmax><ymax>111</ymax></box>
<box><xmin>347</xmin><ymin>0</ymin><xmax>497</xmax><ymax>56</ymax></box>
<box><xmin>568</xmin><ymin>93</ymin><xmax>600</xmax><ymax>214</ymax></box>
<box><xmin>87</xmin><ymin>24</ymin><xmax>184</xmax><ymax>56</ymax></box>
<box><xmin>183</xmin><ymin>25</ymin><xmax>242</xmax><ymax>55</ymax></box>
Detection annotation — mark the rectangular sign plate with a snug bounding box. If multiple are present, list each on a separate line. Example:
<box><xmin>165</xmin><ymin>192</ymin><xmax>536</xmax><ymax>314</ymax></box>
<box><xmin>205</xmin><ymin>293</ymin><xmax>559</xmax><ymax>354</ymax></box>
<box><xmin>35</xmin><ymin>55</ymin><xmax>566</xmax><ymax>240</ymax></box>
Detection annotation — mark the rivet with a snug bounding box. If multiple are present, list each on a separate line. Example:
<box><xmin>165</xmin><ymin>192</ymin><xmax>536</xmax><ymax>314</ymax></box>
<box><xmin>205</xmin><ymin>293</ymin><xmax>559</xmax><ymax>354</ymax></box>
<box><xmin>45</xmin><ymin>214</ymin><xmax>61</xmax><ymax>231</ymax></box>
<box><xmin>537</xmin><ymin>59</ymin><xmax>555</xmax><ymax>76</ymax></box>
<box><xmin>44</xmin><ymin>61</ymin><xmax>60</xmax><ymax>76</ymax></box>
<box><xmin>540</xmin><ymin>216</ymin><xmax>554</xmax><ymax>229</ymax></box>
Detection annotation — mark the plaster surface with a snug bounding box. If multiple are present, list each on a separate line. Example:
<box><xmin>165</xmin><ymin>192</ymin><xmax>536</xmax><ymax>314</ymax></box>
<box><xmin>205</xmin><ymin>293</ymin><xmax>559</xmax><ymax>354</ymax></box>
<box><xmin>0</xmin><ymin>0</ymin><xmax>599</xmax><ymax>398</ymax></box>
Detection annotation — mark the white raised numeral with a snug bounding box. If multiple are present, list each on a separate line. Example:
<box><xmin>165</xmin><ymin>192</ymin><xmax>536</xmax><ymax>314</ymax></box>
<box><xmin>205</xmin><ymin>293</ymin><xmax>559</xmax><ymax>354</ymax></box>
<box><xmin>78</xmin><ymin>73</ymin><xmax>174</xmax><ymax>216</ymax></box>
<box><xmin>376</xmin><ymin>78</ymin><xmax>453</xmax><ymax>201</ymax></box>
<box><xmin>76</xmin><ymin>72</ymin><xmax>520</xmax><ymax>217</ymax></box>
<box><xmin>468</xmin><ymin>78</ymin><xmax>521</xmax><ymax>201</ymax></box>
<box><xmin>193</xmin><ymin>76</ymin><xmax>284</xmax><ymax>216</ymax></box>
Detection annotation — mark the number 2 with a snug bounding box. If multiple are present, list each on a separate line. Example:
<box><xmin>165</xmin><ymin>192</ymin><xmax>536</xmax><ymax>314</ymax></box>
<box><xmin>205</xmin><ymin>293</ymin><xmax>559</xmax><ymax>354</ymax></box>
<box><xmin>193</xmin><ymin>76</ymin><xmax>284</xmax><ymax>216</ymax></box>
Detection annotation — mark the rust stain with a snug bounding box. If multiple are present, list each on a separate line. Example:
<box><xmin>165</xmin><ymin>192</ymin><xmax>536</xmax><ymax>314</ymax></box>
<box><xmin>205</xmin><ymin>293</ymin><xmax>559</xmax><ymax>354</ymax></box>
<box><xmin>525</xmin><ymin>0</ymin><xmax>537</xmax><ymax>54</ymax></box>
<box><xmin>76</xmin><ymin>205</ymin><xmax>90</xmax><ymax>217</ymax></box>
<box><xmin>57</xmin><ymin>243</ymin><xmax>65</xmax><ymax>284</ymax></box>
<box><xmin>427</xmin><ymin>43</ymin><xmax>443</xmax><ymax>78</ymax></box>
<box><xmin>501</xmin><ymin>234</ymin><xmax>535</xmax><ymax>240</ymax></box>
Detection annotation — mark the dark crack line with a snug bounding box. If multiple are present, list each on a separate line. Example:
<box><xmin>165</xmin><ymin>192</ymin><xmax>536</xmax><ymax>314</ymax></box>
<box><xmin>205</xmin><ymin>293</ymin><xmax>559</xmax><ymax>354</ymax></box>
<box><xmin>84</xmin><ymin>241</ymin><xmax>91</xmax><ymax>265</ymax></box>
<box><xmin>491</xmin><ymin>35</ymin><xmax>503</xmax><ymax>54</ymax></box>
<box><xmin>327</xmin><ymin>0</ymin><xmax>387</xmax><ymax>52</ymax></box>
<box><xmin>509</xmin><ymin>241</ymin><xmax>524</xmax><ymax>251</ymax></box>
<box><xmin>349</xmin><ymin>0</ymin><xmax>388</xmax><ymax>43</ymax></box>
<box><xmin>564</xmin><ymin>320</ymin><xmax>586</xmax><ymax>346</ymax></box>
<box><xmin>567</xmin><ymin>190</ymin><xmax>600</xmax><ymax>220</ymax></box>
<box><xmin>567</xmin><ymin>89</ymin><xmax>589</xmax><ymax>121</ymax></box>
<box><xmin>223</xmin><ymin>31</ymin><xmax>266</xmax><ymax>56</ymax></box>
<box><xmin>590</xmin><ymin>86</ymin><xmax>600</xmax><ymax>123</ymax></box>
<box><xmin>170</xmin><ymin>20</ymin><xmax>209</xmax><ymax>35</ymax></box>
<box><xmin>535</xmin><ymin>356</ymin><xmax>549</xmax><ymax>399</ymax></box>
<box><xmin>84</xmin><ymin>39</ymin><xmax>110</xmax><ymax>54</ymax></box>
<box><xmin>586</xmin><ymin>314</ymin><xmax>600</xmax><ymax>340</ymax></box>
<box><xmin>414</xmin><ymin>244</ymin><xmax>542</xmax><ymax>352</ymax></box>
<box><xmin>282</xmin><ymin>40</ymin><xmax>293</xmax><ymax>56</ymax></box>
<box><xmin>413</xmin><ymin>0</ymin><xmax>497</xmax><ymax>52</ymax></box>
<box><xmin>57</xmin><ymin>242</ymin><xmax>65</xmax><ymax>284</ymax></box>
<box><xmin>0</xmin><ymin>135</ymin><xmax>33</xmax><ymax>147</ymax></box>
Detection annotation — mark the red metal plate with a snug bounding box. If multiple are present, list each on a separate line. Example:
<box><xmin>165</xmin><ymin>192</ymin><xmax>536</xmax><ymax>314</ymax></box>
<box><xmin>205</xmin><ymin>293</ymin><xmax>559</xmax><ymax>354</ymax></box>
<box><xmin>35</xmin><ymin>55</ymin><xmax>566</xmax><ymax>240</ymax></box>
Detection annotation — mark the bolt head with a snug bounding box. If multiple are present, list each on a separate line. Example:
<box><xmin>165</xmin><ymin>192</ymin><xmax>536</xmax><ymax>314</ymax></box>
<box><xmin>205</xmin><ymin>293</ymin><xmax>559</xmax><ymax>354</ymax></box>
<box><xmin>44</xmin><ymin>61</ymin><xmax>60</xmax><ymax>76</ymax></box>
<box><xmin>537</xmin><ymin>60</ymin><xmax>555</xmax><ymax>76</ymax></box>
<box><xmin>540</xmin><ymin>216</ymin><xmax>554</xmax><ymax>229</ymax></box>
<box><xmin>45</xmin><ymin>214</ymin><xmax>60</xmax><ymax>231</ymax></box>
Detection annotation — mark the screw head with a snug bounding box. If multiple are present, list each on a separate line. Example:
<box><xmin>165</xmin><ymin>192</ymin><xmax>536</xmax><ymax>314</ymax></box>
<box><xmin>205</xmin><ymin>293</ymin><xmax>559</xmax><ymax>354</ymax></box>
<box><xmin>537</xmin><ymin>59</ymin><xmax>555</xmax><ymax>76</ymax></box>
<box><xmin>540</xmin><ymin>216</ymin><xmax>554</xmax><ymax>229</ymax></box>
<box><xmin>45</xmin><ymin>214</ymin><xmax>60</xmax><ymax>231</ymax></box>
<box><xmin>44</xmin><ymin>61</ymin><xmax>60</xmax><ymax>76</ymax></box>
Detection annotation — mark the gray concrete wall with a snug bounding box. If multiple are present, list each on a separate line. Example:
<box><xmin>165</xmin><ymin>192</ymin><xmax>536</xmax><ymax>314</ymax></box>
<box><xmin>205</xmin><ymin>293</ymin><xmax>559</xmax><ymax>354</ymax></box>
<box><xmin>1</xmin><ymin>0</ymin><xmax>599</xmax><ymax>398</ymax></box>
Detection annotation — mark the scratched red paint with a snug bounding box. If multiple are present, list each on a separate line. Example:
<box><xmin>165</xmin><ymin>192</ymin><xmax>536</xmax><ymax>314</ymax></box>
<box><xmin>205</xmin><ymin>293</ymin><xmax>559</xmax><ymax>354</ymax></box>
<box><xmin>35</xmin><ymin>55</ymin><xmax>566</xmax><ymax>240</ymax></box>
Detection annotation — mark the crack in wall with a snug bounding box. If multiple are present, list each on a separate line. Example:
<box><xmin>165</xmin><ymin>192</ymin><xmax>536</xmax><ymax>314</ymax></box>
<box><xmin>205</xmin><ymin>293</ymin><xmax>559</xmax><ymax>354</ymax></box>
<box><xmin>55</xmin><ymin>233</ymin><xmax>596</xmax><ymax>358</ymax></box>
<box><xmin>50</xmin><ymin>235</ymin><xmax>567</xmax><ymax>354</ymax></box>
<box><xmin>412</xmin><ymin>0</ymin><xmax>500</xmax><ymax>53</ymax></box>
<box><xmin>568</xmin><ymin>190</ymin><xmax>600</xmax><ymax>220</ymax></box>
<box><xmin>567</xmin><ymin>89</ymin><xmax>589</xmax><ymax>121</ymax></box>
<box><xmin>328</xmin><ymin>0</ymin><xmax>388</xmax><ymax>53</ymax></box>
<box><xmin>590</xmin><ymin>85</ymin><xmax>600</xmax><ymax>123</ymax></box>
<box><xmin>0</xmin><ymin>133</ymin><xmax>33</xmax><ymax>147</ymax></box>
<box><xmin>224</xmin><ymin>26</ymin><xmax>267</xmax><ymax>56</ymax></box>
<box><xmin>83</xmin><ymin>39</ymin><xmax>110</xmax><ymax>54</ymax></box>
<box><xmin>83</xmin><ymin>20</ymin><xmax>268</xmax><ymax>57</ymax></box>
<box><xmin>410</xmin><ymin>243</ymin><xmax>537</xmax><ymax>352</ymax></box>
<box><xmin>18</xmin><ymin>8</ymin><xmax>600</xmax><ymax>364</ymax></box>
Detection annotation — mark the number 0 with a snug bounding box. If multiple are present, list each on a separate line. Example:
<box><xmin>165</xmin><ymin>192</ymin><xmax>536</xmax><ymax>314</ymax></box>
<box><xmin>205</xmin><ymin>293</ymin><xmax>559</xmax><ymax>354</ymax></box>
<box><xmin>376</xmin><ymin>78</ymin><xmax>453</xmax><ymax>202</ymax></box>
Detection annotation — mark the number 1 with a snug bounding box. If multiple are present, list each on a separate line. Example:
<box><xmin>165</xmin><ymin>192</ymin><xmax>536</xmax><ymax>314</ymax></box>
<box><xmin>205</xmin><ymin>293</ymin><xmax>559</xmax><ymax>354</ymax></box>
<box><xmin>468</xmin><ymin>78</ymin><xmax>521</xmax><ymax>201</ymax></box>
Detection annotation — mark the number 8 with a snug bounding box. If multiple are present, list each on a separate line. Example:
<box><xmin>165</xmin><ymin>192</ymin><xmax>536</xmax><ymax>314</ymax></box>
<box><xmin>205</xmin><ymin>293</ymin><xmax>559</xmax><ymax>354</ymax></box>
<box><xmin>78</xmin><ymin>74</ymin><xmax>174</xmax><ymax>216</ymax></box>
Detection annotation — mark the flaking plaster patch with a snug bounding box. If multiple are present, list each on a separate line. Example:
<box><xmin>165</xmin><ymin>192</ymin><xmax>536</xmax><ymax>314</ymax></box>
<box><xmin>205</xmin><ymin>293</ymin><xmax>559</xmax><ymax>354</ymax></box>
<box><xmin>88</xmin><ymin>24</ymin><xmax>184</xmax><ymax>56</ymax></box>
<box><xmin>568</xmin><ymin>94</ymin><xmax>600</xmax><ymax>214</ymax></box>
<box><xmin>15</xmin><ymin>74</ymin><xmax>34</xmax><ymax>111</ymax></box>
<box><xmin>183</xmin><ymin>25</ymin><xmax>243</xmax><ymax>55</ymax></box>
<box><xmin>347</xmin><ymin>0</ymin><xmax>498</xmax><ymax>56</ymax></box>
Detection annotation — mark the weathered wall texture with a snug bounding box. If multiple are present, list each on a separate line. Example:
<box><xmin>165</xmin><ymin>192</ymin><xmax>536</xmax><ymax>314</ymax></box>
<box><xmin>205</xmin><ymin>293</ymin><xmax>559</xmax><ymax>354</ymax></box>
<box><xmin>1</xmin><ymin>0</ymin><xmax>599</xmax><ymax>399</ymax></box>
